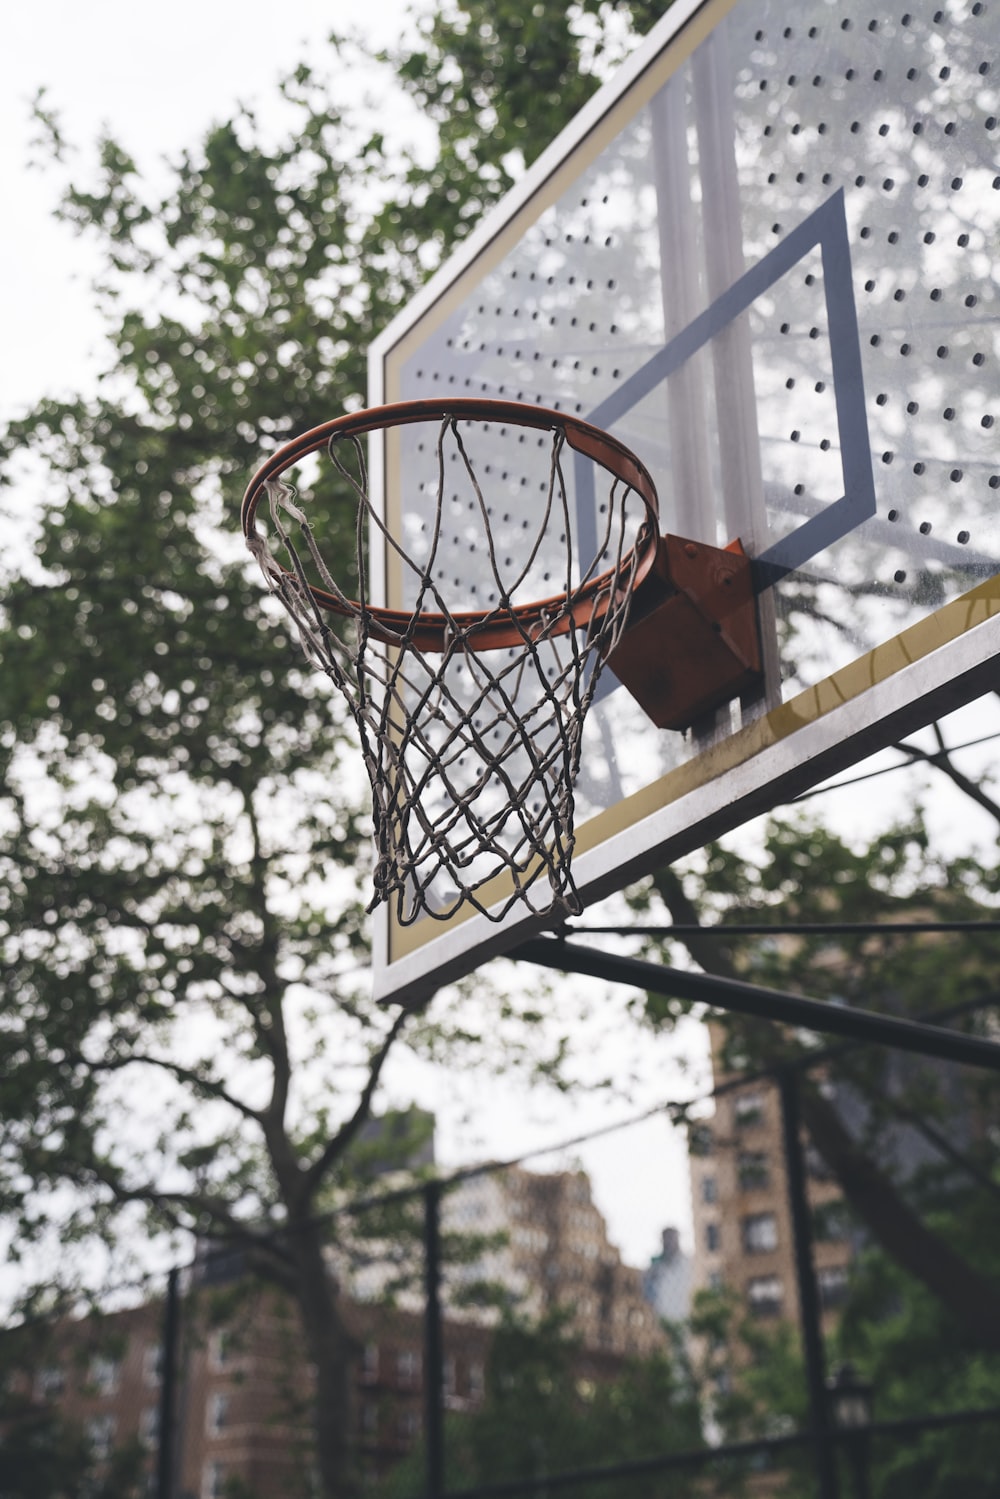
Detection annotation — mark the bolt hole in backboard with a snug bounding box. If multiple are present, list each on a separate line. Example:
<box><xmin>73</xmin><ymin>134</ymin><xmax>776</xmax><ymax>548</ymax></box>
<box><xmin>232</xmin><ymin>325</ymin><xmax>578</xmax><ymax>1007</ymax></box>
<box><xmin>244</xmin><ymin>0</ymin><xmax>1000</xmax><ymax>1008</ymax></box>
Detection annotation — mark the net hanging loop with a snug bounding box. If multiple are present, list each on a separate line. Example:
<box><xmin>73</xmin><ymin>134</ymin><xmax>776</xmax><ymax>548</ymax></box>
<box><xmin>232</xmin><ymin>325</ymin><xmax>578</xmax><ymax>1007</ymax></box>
<box><xmin>242</xmin><ymin>397</ymin><xmax>661</xmax><ymax>927</ymax></box>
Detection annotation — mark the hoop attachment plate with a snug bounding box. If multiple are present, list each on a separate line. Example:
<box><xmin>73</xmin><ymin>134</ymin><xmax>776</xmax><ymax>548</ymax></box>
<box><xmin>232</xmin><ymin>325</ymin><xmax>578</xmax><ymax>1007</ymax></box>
<box><xmin>604</xmin><ymin>537</ymin><xmax>763</xmax><ymax>730</ymax></box>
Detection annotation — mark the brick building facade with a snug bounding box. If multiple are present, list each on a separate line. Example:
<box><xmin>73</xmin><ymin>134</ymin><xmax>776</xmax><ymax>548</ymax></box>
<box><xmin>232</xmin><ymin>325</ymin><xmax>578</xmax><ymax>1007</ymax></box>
<box><xmin>445</xmin><ymin>1166</ymin><xmax>666</xmax><ymax>1357</ymax></box>
<box><xmin>688</xmin><ymin>1024</ymin><xmax>853</xmax><ymax>1333</ymax></box>
<box><xmin>3</xmin><ymin>1283</ymin><xmax>489</xmax><ymax>1498</ymax></box>
<box><xmin>3</xmin><ymin>1164</ymin><xmax>666</xmax><ymax>1495</ymax></box>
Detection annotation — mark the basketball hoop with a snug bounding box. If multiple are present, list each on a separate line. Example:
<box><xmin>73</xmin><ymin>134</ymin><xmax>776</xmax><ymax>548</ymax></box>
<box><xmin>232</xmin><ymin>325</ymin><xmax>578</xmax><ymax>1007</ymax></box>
<box><xmin>242</xmin><ymin>397</ymin><xmax>761</xmax><ymax>929</ymax></box>
<box><xmin>242</xmin><ymin>398</ymin><xmax>661</xmax><ymax>927</ymax></box>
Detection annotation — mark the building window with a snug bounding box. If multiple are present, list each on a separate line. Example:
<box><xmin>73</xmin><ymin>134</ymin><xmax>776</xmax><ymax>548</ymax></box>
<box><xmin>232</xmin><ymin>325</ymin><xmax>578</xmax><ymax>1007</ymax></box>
<box><xmin>140</xmin><ymin>1405</ymin><xmax>160</xmax><ymax>1446</ymax></box>
<box><xmin>207</xmin><ymin>1393</ymin><xmax>229</xmax><ymax>1436</ymax></box>
<box><xmin>361</xmin><ymin>1342</ymin><xmax>379</xmax><ymax>1384</ymax></box>
<box><xmin>734</xmin><ymin>1092</ymin><xmax>765</xmax><ymax>1128</ymax></box>
<box><xmin>737</xmin><ymin>1150</ymin><xmax>770</xmax><ymax>1191</ymax></box>
<box><xmin>143</xmin><ymin>1343</ymin><xmax>164</xmax><ymax>1387</ymax></box>
<box><xmin>689</xmin><ymin>1123</ymin><xmax>714</xmax><ymax>1156</ymax></box>
<box><xmin>514</xmin><ymin>1226</ymin><xmax>549</xmax><ymax>1251</ymax></box>
<box><xmin>804</xmin><ymin>1145</ymin><xmax>832</xmax><ymax>1181</ymax></box>
<box><xmin>86</xmin><ymin>1414</ymin><xmax>116</xmax><ymax>1461</ymax></box>
<box><xmin>742</xmin><ymin>1213</ymin><xmax>779</xmax><ymax>1254</ymax></box>
<box><xmin>362</xmin><ymin>1401</ymin><xmax>378</xmax><ymax>1437</ymax></box>
<box><xmin>208</xmin><ymin>1329</ymin><xmax>234</xmax><ymax>1372</ymax></box>
<box><xmin>469</xmin><ymin>1362</ymin><xmax>485</xmax><ymax>1401</ymax></box>
<box><xmin>397</xmin><ymin>1408</ymin><xmax>421</xmax><ymax>1444</ymax></box>
<box><xmin>36</xmin><ymin>1365</ymin><xmax>65</xmax><ymax>1399</ymax></box>
<box><xmin>705</xmin><ymin>1222</ymin><xmax>721</xmax><ymax>1253</ymax></box>
<box><xmin>88</xmin><ymin>1355</ymin><xmax>120</xmax><ymax>1397</ymax></box>
<box><xmin>443</xmin><ymin>1356</ymin><xmax>456</xmax><ymax>1398</ymax></box>
<box><xmin>813</xmin><ymin>1200</ymin><xmax>851</xmax><ymax>1242</ymax></box>
<box><xmin>202</xmin><ymin>1461</ymin><xmax>227</xmax><ymax>1499</ymax></box>
<box><xmin>747</xmin><ymin>1275</ymin><xmax>784</xmax><ymax>1318</ymax></box>
<box><xmin>708</xmin><ymin>1270</ymin><xmax>724</xmax><ymax>1290</ymax></box>
<box><xmin>817</xmin><ymin>1265</ymin><xmax>850</xmax><ymax>1309</ymax></box>
<box><xmin>701</xmin><ymin>1176</ymin><xmax>718</xmax><ymax>1204</ymax></box>
<box><xmin>397</xmin><ymin>1349</ymin><xmax>420</xmax><ymax>1387</ymax></box>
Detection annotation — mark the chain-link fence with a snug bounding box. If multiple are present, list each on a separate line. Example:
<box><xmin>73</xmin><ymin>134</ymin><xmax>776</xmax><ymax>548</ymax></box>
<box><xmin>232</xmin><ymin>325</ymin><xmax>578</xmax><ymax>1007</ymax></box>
<box><xmin>4</xmin><ymin>1016</ymin><xmax>1000</xmax><ymax>1499</ymax></box>
<box><xmin>189</xmin><ymin>1008</ymin><xmax>1000</xmax><ymax>1499</ymax></box>
<box><xmin>324</xmin><ymin>1041</ymin><xmax>1000</xmax><ymax>1499</ymax></box>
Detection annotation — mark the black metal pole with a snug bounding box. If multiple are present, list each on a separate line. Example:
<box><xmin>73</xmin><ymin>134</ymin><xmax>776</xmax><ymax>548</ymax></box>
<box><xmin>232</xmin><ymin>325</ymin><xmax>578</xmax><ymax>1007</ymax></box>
<box><xmin>845</xmin><ymin>1435</ymin><xmax>873</xmax><ymax>1499</ymax></box>
<box><xmin>438</xmin><ymin>1404</ymin><xmax>1000</xmax><ymax>1499</ymax></box>
<box><xmin>778</xmin><ymin>1070</ymin><xmax>839</xmax><ymax>1499</ymax></box>
<box><xmin>424</xmin><ymin>1181</ymin><xmax>446</xmax><ymax>1499</ymax></box>
<box><xmin>514</xmin><ymin>937</ymin><xmax>1000</xmax><ymax>1072</ymax></box>
<box><xmin>156</xmin><ymin>1266</ymin><xmax>180</xmax><ymax>1499</ymax></box>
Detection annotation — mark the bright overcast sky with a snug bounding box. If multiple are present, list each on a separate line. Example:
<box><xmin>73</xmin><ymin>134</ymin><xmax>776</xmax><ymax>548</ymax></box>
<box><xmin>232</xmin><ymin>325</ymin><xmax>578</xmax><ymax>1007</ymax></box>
<box><xmin>1</xmin><ymin>2</ymin><xmax>705</xmax><ymax>1267</ymax></box>
<box><xmin>1</xmin><ymin>1</ymin><xmax>425</xmax><ymax>422</ymax></box>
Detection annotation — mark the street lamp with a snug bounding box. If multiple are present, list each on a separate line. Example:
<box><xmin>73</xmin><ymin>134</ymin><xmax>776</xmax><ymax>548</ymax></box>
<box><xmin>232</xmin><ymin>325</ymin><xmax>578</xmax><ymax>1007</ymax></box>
<box><xmin>827</xmin><ymin>1362</ymin><xmax>875</xmax><ymax>1499</ymax></box>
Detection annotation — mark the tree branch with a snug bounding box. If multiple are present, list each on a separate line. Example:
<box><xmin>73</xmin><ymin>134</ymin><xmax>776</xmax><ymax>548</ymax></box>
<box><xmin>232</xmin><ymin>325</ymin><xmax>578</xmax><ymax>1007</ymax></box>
<box><xmin>799</xmin><ymin>1083</ymin><xmax>1000</xmax><ymax>1349</ymax></box>
<box><xmin>872</xmin><ymin>1086</ymin><xmax>1000</xmax><ymax>1208</ymax></box>
<box><xmin>651</xmin><ymin>865</ymin><xmax>1000</xmax><ymax>1350</ymax></box>
<box><xmin>300</xmin><ymin>1008</ymin><xmax>410</xmax><ymax>1202</ymax></box>
<box><xmin>68</xmin><ymin>1153</ymin><xmax>298</xmax><ymax>1290</ymax></box>
<box><xmin>81</xmin><ymin>1050</ymin><xmax>264</xmax><ymax>1124</ymax></box>
<box><xmin>241</xmin><ymin>783</ymin><xmax>292</xmax><ymax>1128</ymax></box>
<box><xmin>894</xmin><ymin>725</ymin><xmax>1000</xmax><ymax>829</ymax></box>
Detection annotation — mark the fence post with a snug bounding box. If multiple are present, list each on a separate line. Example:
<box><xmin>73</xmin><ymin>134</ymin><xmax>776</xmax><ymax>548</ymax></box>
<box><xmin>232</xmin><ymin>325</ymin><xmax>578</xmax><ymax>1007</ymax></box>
<box><xmin>424</xmin><ymin>1181</ymin><xmax>445</xmax><ymax>1499</ymax></box>
<box><xmin>156</xmin><ymin>1265</ymin><xmax>181</xmax><ymax>1499</ymax></box>
<box><xmin>777</xmin><ymin>1069</ymin><xmax>839</xmax><ymax>1499</ymax></box>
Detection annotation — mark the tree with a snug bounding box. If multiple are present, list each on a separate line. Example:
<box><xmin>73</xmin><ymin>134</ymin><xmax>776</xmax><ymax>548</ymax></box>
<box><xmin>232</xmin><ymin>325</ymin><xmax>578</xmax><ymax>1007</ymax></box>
<box><xmin>387</xmin><ymin>0</ymin><xmax>672</xmax><ymax>182</ymax></box>
<box><xmin>0</xmin><ymin>5</ymin><xmax>680</xmax><ymax>1494</ymax></box>
<box><xmin>0</xmin><ymin>1320</ymin><xmax>146</xmax><ymax>1499</ymax></box>
<box><xmin>631</xmin><ymin>799</ymin><xmax>1000</xmax><ymax>1424</ymax></box>
<box><xmin>839</xmin><ymin>1178</ymin><xmax>1000</xmax><ymax>1498</ymax></box>
<box><xmin>8</xmin><ymin>1</ymin><xmax>996</xmax><ymax>1489</ymax></box>
<box><xmin>379</xmin><ymin>1310</ymin><xmax>705</xmax><ymax>1499</ymax></box>
<box><xmin>682</xmin><ymin>1151</ymin><xmax>1000</xmax><ymax>1498</ymax></box>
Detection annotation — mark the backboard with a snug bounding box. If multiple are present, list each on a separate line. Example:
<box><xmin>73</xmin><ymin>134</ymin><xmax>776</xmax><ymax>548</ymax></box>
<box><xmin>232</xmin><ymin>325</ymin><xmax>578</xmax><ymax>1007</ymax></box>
<box><xmin>367</xmin><ymin>0</ymin><xmax>1000</xmax><ymax>1006</ymax></box>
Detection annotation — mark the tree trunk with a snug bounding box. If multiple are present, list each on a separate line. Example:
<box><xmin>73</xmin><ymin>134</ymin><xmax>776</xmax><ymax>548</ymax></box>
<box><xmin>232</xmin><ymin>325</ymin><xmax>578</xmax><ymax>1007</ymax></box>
<box><xmin>798</xmin><ymin>1082</ymin><xmax>1000</xmax><ymax>1349</ymax></box>
<box><xmin>292</xmin><ymin>1221</ymin><xmax>357</xmax><ymax>1499</ymax></box>
<box><xmin>652</xmin><ymin>867</ymin><xmax>1000</xmax><ymax>1348</ymax></box>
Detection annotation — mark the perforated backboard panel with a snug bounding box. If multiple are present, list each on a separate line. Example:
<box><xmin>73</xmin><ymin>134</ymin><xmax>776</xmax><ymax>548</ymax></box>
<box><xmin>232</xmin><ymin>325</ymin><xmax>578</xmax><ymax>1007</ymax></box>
<box><xmin>369</xmin><ymin>0</ymin><xmax>1000</xmax><ymax>1006</ymax></box>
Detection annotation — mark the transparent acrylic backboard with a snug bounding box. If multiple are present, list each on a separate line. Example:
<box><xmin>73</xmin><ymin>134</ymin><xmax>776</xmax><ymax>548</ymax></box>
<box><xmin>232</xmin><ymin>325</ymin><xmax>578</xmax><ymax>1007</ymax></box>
<box><xmin>368</xmin><ymin>0</ymin><xmax>1000</xmax><ymax>1006</ymax></box>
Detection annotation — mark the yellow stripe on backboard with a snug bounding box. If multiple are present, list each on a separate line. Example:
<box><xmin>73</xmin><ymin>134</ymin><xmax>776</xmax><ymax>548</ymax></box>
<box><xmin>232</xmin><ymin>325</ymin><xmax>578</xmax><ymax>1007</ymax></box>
<box><xmin>389</xmin><ymin>575</ymin><xmax>1000</xmax><ymax>964</ymax></box>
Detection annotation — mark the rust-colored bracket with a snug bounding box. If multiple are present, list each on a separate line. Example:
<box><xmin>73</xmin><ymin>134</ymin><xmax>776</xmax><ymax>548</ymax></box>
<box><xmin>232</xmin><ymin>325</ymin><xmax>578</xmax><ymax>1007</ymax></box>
<box><xmin>603</xmin><ymin>534</ymin><xmax>763</xmax><ymax>731</ymax></box>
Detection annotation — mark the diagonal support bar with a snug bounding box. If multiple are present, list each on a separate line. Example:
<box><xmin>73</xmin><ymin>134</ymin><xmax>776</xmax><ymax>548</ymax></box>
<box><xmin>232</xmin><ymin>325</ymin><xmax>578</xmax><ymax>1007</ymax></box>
<box><xmin>513</xmin><ymin>937</ymin><xmax>1000</xmax><ymax>1072</ymax></box>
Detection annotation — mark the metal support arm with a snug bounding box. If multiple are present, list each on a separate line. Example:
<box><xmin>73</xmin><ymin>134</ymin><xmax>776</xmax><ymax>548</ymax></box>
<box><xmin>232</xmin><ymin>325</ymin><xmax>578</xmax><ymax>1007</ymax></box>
<box><xmin>513</xmin><ymin>937</ymin><xmax>1000</xmax><ymax>1072</ymax></box>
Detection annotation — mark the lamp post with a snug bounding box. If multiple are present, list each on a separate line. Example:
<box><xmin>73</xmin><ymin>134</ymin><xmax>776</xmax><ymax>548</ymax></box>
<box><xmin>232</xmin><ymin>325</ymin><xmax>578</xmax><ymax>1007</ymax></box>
<box><xmin>827</xmin><ymin>1363</ymin><xmax>875</xmax><ymax>1499</ymax></box>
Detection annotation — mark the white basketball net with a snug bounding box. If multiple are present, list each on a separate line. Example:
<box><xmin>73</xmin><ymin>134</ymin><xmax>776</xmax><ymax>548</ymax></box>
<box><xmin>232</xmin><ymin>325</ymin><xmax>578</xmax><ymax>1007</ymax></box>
<box><xmin>246</xmin><ymin>415</ymin><xmax>647</xmax><ymax>926</ymax></box>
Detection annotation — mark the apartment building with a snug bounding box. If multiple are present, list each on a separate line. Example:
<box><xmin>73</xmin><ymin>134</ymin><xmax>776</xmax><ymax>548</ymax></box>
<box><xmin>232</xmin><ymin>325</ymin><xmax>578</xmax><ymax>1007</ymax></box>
<box><xmin>444</xmin><ymin>1165</ymin><xmax>667</xmax><ymax>1358</ymax></box>
<box><xmin>3</xmin><ymin>1162</ymin><xmax>667</xmax><ymax>1494</ymax></box>
<box><xmin>688</xmin><ymin>1024</ymin><xmax>852</xmax><ymax>1333</ymax></box>
<box><xmin>2</xmin><ymin>1282</ymin><xmax>492</xmax><ymax>1498</ymax></box>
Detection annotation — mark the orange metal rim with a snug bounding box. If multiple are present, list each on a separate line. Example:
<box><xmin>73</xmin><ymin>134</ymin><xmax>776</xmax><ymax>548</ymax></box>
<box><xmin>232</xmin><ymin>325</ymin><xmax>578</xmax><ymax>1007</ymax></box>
<box><xmin>241</xmin><ymin>398</ymin><xmax>662</xmax><ymax>653</ymax></box>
